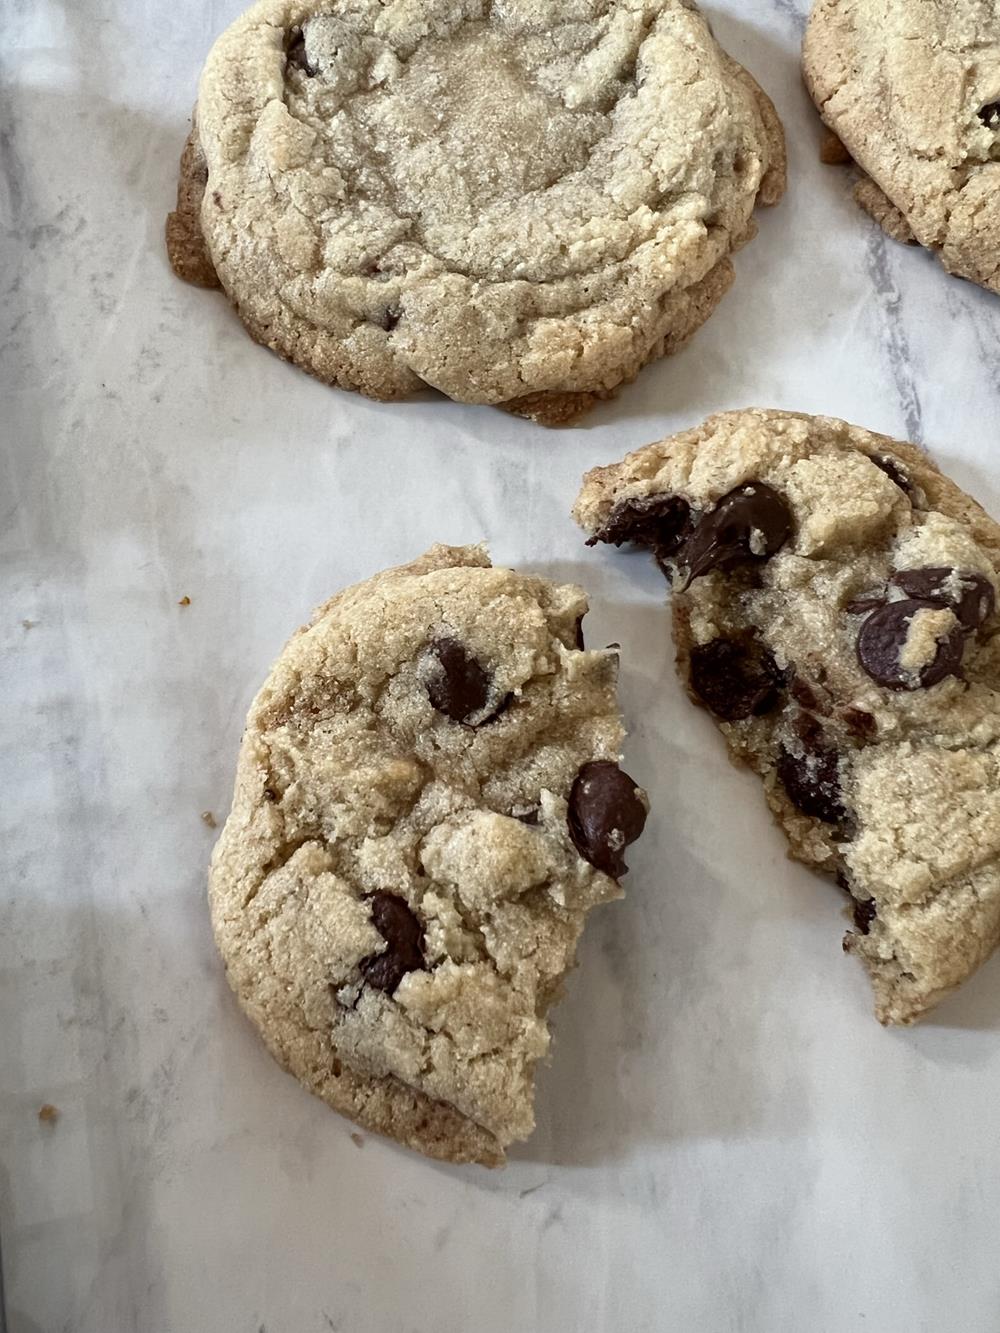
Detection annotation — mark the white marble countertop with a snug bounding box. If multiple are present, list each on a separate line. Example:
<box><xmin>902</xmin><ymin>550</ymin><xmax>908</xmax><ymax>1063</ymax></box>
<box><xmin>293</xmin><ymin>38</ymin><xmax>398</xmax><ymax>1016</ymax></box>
<box><xmin>4</xmin><ymin>2</ymin><xmax>1000</xmax><ymax>1330</ymax></box>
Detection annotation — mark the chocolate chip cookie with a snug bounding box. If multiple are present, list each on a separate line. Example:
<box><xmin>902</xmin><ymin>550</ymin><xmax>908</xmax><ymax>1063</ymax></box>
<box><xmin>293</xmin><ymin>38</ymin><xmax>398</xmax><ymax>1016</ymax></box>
<box><xmin>804</xmin><ymin>1</ymin><xmax>1000</xmax><ymax>292</ymax></box>
<box><xmin>209</xmin><ymin>545</ymin><xmax>647</xmax><ymax>1164</ymax></box>
<box><xmin>166</xmin><ymin>0</ymin><xmax>785</xmax><ymax>424</ymax></box>
<box><xmin>575</xmin><ymin>409</ymin><xmax>1000</xmax><ymax>1025</ymax></box>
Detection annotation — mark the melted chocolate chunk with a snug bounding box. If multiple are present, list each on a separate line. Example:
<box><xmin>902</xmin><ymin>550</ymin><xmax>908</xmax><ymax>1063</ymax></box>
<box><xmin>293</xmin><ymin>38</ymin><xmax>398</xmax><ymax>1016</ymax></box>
<box><xmin>790</xmin><ymin>677</ymin><xmax>821</xmax><ymax>711</ymax></box>
<box><xmin>588</xmin><ymin>494</ymin><xmax>692</xmax><ymax>557</ymax></box>
<box><xmin>841</xmin><ymin>706</ymin><xmax>877</xmax><ymax>739</ymax></box>
<box><xmin>776</xmin><ymin>726</ymin><xmax>846</xmax><ymax>824</ymax></box>
<box><xmin>426</xmin><ymin>637</ymin><xmax>501</xmax><ymax>723</ymax></box>
<box><xmin>286</xmin><ymin>27</ymin><xmax>317</xmax><ymax>76</ymax></box>
<box><xmin>846</xmin><ymin>592</ymin><xmax>887</xmax><ymax>616</ymax></box>
<box><xmin>891</xmin><ymin>567</ymin><xmax>995</xmax><ymax>633</ymax></box>
<box><xmin>870</xmin><ymin>453</ymin><xmax>914</xmax><ymax>496</ymax></box>
<box><xmin>359</xmin><ymin>893</ymin><xmax>425</xmax><ymax>994</ymax></box>
<box><xmin>790</xmin><ymin>675</ymin><xmax>833</xmax><ymax>715</ymax></box>
<box><xmin>567</xmin><ymin>761</ymin><xmax>648</xmax><ymax>878</ymax></box>
<box><xmin>682</xmin><ymin>483</ymin><xmax>793</xmax><ymax>584</ymax></box>
<box><xmin>852</xmin><ymin>897</ymin><xmax>877</xmax><ymax>935</ymax></box>
<box><xmin>689</xmin><ymin>635</ymin><xmax>785</xmax><ymax>721</ymax></box>
<box><xmin>856</xmin><ymin>598</ymin><xmax>965</xmax><ymax>690</ymax></box>
<box><xmin>978</xmin><ymin>102</ymin><xmax>1000</xmax><ymax>128</ymax></box>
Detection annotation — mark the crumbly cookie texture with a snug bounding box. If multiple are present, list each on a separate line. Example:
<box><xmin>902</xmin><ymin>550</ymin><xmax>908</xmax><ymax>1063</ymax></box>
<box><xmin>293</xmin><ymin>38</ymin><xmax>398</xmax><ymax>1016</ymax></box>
<box><xmin>209</xmin><ymin>545</ymin><xmax>647</xmax><ymax>1164</ymax></box>
<box><xmin>575</xmin><ymin>409</ymin><xmax>1000</xmax><ymax>1025</ymax></box>
<box><xmin>166</xmin><ymin>0</ymin><xmax>785</xmax><ymax>424</ymax></box>
<box><xmin>804</xmin><ymin>0</ymin><xmax>1000</xmax><ymax>292</ymax></box>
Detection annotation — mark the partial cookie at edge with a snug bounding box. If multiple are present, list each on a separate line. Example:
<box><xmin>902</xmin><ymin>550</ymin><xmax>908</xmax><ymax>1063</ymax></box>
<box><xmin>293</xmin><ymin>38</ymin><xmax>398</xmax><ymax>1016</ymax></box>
<box><xmin>803</xmin><ymin>0</ymin><xmax>1000</xmax><ymax>292</ymax></box>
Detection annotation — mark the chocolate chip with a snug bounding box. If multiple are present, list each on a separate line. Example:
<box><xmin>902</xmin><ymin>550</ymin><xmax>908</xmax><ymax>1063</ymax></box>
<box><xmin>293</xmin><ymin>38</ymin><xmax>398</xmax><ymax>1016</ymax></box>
<box><xmin>870</xmin><ymin>453</ymin><xmax>914</xmax><ymax>496</ymax></box>
<box><xmin>791</xmin><ymin>709</ymin><xmax>823</xmax><ymax>745</ymax></box>
<box><xmin>574</xmin><ymin>616</ymin><xmax>585</xmax><ymax>650</ymax></box>
<box><xmin>567</xmin><ymin>761</ymin><xmax>647</xmax><ymax>878</ymax></box>
<box><xmin>790</xmin><ymin>675</ymin><xmax>833</xmax><ymax>715</ymax></box>
<box><xmin>286</xmin><ymin>28</ymin><xmax>317</xmax><ymax>76</ymax></box>
<box><xmin>359</xmin><ymin>893</ymin><xmax>425</xmax><ymax>994</ymax></box>
<box><xmin>841</xmin><ymin>706</ymin><xmax>877</xmax><ymax>739</ymax></box>
<box><xmin>682</xmin><ymin>483</ymin><xmax>793</xmax><ymax>584</ymax></box>
<box><xmin>790</xmin><ymin>677</ymin><xmax>820</xmax><ymax>711</ymax></box>
<box><xmin>978</xmin><ymin>102</ymin><xmax>1000</xmax><ymax>128</ymax></box>
<box><xmin>425</xmin><ymin>637</ymin><xmax>500</xmax><ymax>723</ymax></box>
<box><xmin>846</xmin><ymin>592</ymin><xmax>887</xmax><ymax>616</ymax></box>
<box><xmin>776</xmin><ymin>729</ymin><xmax>846</xmax><ymax>824</ymax></box>
<box><xmin>852</xmin><ymin>897</ymin><xmax>877</xmax><ymax>935</ymax></box>
<box><xmin>689</xmin><ymin>635</ymin><xmax>785</xmax><ymax>721</ymax></box>
<box><xmin>263</xmin><ymin>787</ymin><xmax>277</xmax><ymax>802</ymax></box>
<box><xmin>587</xmin><ymin>494</ymin><xmax>692</xmax><ymax>558</ymax></box>
<box><xmin>371</xmin><ymin>306</ymin><xmax>401</xmax><ymax>332</ymax></box>
<box><xmin>891</xmin><ymin>567</ymin><xmax>995</xmax><ymax>633</ymax></box>
<box><xmin>856</xmin><ymin>598</ymin><xmax>966</xmax><ymax>690</ymax></box>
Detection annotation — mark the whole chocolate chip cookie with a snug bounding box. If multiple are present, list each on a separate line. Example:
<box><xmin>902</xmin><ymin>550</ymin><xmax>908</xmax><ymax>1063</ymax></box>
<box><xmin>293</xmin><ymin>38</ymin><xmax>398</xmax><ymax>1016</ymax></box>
<box><xmin>209</xmin><ymin>545</ymin><xmax>647</xmax><ymax>1164</ymax></box>
<box><xmin>166</xmin><ymin>0</ymin><xmax>785</xmax><ymax>425</ymax></box>
<box><xmin>804</xmin><ymin>1</ymin><xmax>1000</xmax><ymax>293</ymax></box>
<box><xmin>575</xmin><ymin>409</ymin><xmax>1000</xmax><ymax>1025</ymax></box>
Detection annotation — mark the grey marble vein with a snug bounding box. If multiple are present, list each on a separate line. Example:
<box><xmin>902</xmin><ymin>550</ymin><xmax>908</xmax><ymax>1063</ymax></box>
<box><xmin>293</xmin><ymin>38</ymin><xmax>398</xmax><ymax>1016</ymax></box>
<box><xmin>865</xmin><ymin>225</ymin><xmax>924</xmax><ymax>441</ymax></box>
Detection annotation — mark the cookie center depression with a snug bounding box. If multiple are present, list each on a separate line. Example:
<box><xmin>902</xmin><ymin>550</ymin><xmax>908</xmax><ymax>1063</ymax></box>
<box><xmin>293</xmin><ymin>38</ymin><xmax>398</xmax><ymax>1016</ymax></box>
<box><xmin>361</xmin><ymin>27</ymin><xmax>607</xmax><ymax>218</ymax></box>
<box><xmin>281</xmin><ymin>5</ymin><xmax>693</xmax><ymax>283</ymax></box>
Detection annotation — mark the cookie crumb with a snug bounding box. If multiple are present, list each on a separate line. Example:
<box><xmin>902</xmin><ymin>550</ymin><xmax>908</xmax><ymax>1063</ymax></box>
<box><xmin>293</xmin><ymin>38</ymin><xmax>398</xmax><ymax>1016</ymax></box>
<box><xmin>201</xmin><ymin>811</ymin><xmax>218</xmax><ymax>828</ymax></box>
<box><xmin>38</xmin><ymin>1103</ymin><xmax>59</xmax><ymax>1123</ymax></box>
<box><xmin>22</xmin><ymin>619</ymin><xmax>37</xmax><ymax>630</ymax></box>
<box><xmin>350</xmin><ymin>1132</ymin><xmax>364</xmax><ymax>1149</ymax></box>
<box><xmin>178</xmin><ymin>595</ymin><xmax>191</xmax><ymax>606</ymax></box>
<box><xmin>820</xmin><ymin>130</ymin><xmax>852</xmax><ymax>165</ymax></box>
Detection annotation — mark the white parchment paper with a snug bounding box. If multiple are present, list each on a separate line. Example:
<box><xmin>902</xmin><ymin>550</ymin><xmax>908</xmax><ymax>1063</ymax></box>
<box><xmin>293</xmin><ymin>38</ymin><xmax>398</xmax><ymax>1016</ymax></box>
<box><xmin>3</xmin><ymin>2</ymin><xmax>1000</xmax><ymax>1330</ymax></box>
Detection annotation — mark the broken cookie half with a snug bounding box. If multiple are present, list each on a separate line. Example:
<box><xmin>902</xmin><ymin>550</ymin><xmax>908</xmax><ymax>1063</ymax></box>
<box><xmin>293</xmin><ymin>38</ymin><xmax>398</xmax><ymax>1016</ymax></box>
<box><xmin>209</xmin><ymin>544</ymin><xmax>647</xmax><ymax>1164</ymax></box>
<box><xmin>575</xmin><ymin>409</ymin><xmax>1000</xmax><ymax>1025</ymax></box>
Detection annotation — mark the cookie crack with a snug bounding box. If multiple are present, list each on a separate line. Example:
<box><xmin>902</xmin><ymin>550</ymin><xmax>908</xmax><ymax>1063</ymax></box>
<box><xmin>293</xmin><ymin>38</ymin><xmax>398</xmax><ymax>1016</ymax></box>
<box><xmin>218</xmin><ymin>27</ymin><xmax>771</xmax><ymax>293</ymax></box>
<box><xmin>241</xmin><ymin>833</ymin><xmax>319</xmax><ymax>909</ymax></box>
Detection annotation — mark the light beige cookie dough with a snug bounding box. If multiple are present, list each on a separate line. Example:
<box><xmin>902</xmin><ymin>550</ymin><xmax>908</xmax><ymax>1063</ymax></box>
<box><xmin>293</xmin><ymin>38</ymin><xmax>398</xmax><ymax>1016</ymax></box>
<box><xmin>804</xmin><ymin>0</ymin><xmax>1000</xmax><ymax>292</ymax></box>
<box><xmin>167</xmin><ymin>0</ymin><xmax>785</xmax><ymax>424</ymax></box>
<box><xmin>209</xmin><ymin>545</ymin><xmax>647</xmax><ymax>1163</ymax></box>
<box><xmin>575</xmin><ymin>409</ymin><xmax>1000</xmax><ymax>1025</ymax></box>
